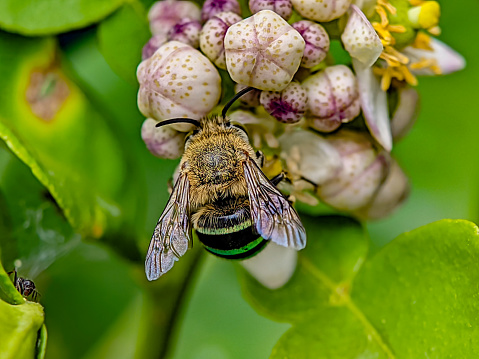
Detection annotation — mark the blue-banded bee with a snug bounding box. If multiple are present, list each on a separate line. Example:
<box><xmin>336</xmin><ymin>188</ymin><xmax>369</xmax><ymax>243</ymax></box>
<box><xmin>145</xmin><ymin>88</ymin><xmax>306</xmax><ymax>281</ymax></box>
<box><xmin>8</xmin><ymin>269</ymin><xmax>40</xmax><ymax>302</ymax></box>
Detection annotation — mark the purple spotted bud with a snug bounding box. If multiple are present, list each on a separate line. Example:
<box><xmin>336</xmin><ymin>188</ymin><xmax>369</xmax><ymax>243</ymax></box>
<box><xmin>291</xmin><ymin>0</ymin><xmax>352</xmax><ymax>22</ymax></box>
<box><xmin>292</xmin><ymin>20</ymin><xmax>329</xmax><ymax>68</ymax></box>
<box><xmin>201</xmin><ymin>0</ymin><xmax>241</xmax><ymax>23</ymax></box>
<box><xmin>316</xmin><ymin>130</ymin><xmax>389</xmax><ymax>211</ymax></box>
<box><xmin>142</xmin><ymin>34</ymin><xmax>167</xmax><ymax>60</ymax></box>
<box><xmin>137</xmin><ymin>41</ymin><xmax>221</xmax><ymax>131</ymax></box>
<box><xmin>249</xmin><ymin>0</ymin><xmax>293</xmax><ymax>21</ymax></box>
<box><xmin>148</xmin><ymin>0</ymin><xmax>201</xmax><ymax>36</ymax></box>
<box><xmin>260</xmin><ymin>82</ymin><xmax>307</xmax><ymax>123</ymax></box>
<box><xmin>302</xmin><ymin>65</ymin><xmax>360</xmax><ymax>132</ymax></box>
<box><xmin>200</xmin><ymin>11</ymin><xmax>242</xmax><ymax>69</ymax></box>
<box><xmin>141</xmin><ymin>118</ymin><xmax>186</xmax><ymax>159</ymax></box>
<box><xmin>353</xmin><ymin>159</ymin><xmax>409</xmax><ymax>220</ymax></box>
<box><xmin>167</xmin><ymin>18</ymin><xmax>202</xmax><ymax>48</ymax></box>
<box><xmin>234</xmin><ymin>83</ymin><xmax>261</xmax><ymax>107</ymax></box>
<box><xmin>224</xmin><ymin>10</ymin><xmax>305</xmax><ymax>91</ymax></box>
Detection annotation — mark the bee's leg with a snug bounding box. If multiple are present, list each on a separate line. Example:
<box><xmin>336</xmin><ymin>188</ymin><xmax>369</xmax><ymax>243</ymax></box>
<box><xmin>270</xmin><ymin>172</ymin><xmax>289</xmax><ymax>186</ymax></box>
<box><xmin>7</xmin><ymin>269</ymin><xmax>18</xmax><ymax>285</ymax></box>
<box><xmin>255</xmin><ymin>151</ymin><xmax>265</xmax><ymax>168</ymax></box>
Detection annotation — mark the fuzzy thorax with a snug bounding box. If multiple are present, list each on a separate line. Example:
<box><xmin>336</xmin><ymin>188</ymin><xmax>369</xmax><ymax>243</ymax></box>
<box><xmin>181</xmin><ymin>116</ymin><xmax>257</xmax><ymax>210</ymax></box>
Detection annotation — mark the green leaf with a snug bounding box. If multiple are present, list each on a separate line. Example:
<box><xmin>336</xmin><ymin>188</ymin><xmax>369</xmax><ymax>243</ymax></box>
<box><xmin>0</xmin><ymin>0</ymin><xmax>126</xmax><ymax>36</ymax></box>
<box><xmin>0</xmin><ymin>259</ymin><xmax>45</xmax><ymax>359</ymax></box>
<box><xmin>241</xmin><ymin>216</ymin><xmax>479</xmax><ymax>358</ymax></box>
<box><xmin>0</xmin><ymin>32</ymin><xmax>144</xmax><ymax>254</ymax></box>
<box><xmin>97</xmin><ymin>2</ymin><xmax>151</xmax><ymax>86</ymax></box>
<box><xmin>0</xmin><ymin>145</ymin><xmax>78</xmax><ymax>275</ymax></box>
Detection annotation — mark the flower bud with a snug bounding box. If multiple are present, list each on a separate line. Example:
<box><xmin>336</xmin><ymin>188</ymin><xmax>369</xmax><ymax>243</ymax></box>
<box><xmin>353</xmin><ymin>159</ymin><xmax>409</xmax><ymax>220</ymax></box>
<box><xmin>141</xmin><ymin>118</ymin><xmax>185</xmax><ymax>159</ymax></box>
<box><xmin>292</xmin><ymin>20</ymin><xmax>329</xmax><ymax>69</ymax></box>
<box><xmin>224</xmin><ymin>10</ymin><xmax>305</xmax><ymax>91</ymax></box>
<box><xmin>249</xmin><ymin>0</ymin><xmax>293</xmax><ymax>21</ymax></box>
<box><xmin>148</xmin><ymin>0</ymin><xmax>201</xmax><ymax>36</ymax></box>
<box><xmin>229</xmin><ymin>110</ymin><xmax>279</xmax><ymax>148</ymax></box>
<box><xmin>260</xmin><ymin>82</ymin><xmax>307</xmax><ymax>123</ymax></box>
<box><xmin>279</xmin><ymin>129</ymin><xmax>341</xmax><ymax>185</ymax></box>
<box><xmin>167</xmin><ymin>18</ymin><xmax>202</xmax><ymax>48</ymax></box>
<box><xmin>241</xmin><ymin>242</ymin><xmax>298</xmax><ymax>289</ymax></box>
<box><xmin>302</xmin><ymin>65</ymin><xmax>360</xmax><ymax>131</ymax></box>
<box><xmin>234</xmin><ymin>83</ymin><xmax>261</xmax><ymax>107</ymax></box>
<box><xmin>137</xmin><ymin>41</ymin><xmax>221</xmax><ymax>130</ymax></box>
<box><xmin>142</xmin><ymin>34</ymin><xmax>168</xmax><ymax>60</ymax></box>
<box><xmin>316</xmin><ymin>130</ymin><xmax>389</xmax><ymax>211</ymax></box>
<box><xmin>390</xmin><ymin>86</ymin><xmax>419</xmax><ymax>142</ymax></box>
<box><xmin>201</xmin><ymin>0</ymin><xmax>241</xmax><ymax>23</ymax></box>
<box><xmin>200</xmin><ymin>11</ymin><xmax>243</xmax><ymax>70</ymax></box>
<box><xmin>291</xmin><ymin>0</ymin><xmax>352</xmax><ymax>22</ymax></box>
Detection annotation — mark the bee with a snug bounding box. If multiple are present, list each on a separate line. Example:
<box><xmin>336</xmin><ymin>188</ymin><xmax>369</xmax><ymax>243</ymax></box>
<box><xmin>8</xmin><ymin>269</ymin><xmax>40</xmax><ymax>302</ymax></box>
<box><xmin>145</xmin><ymin>87</ymin><xmax>306</xmax><ymax>281</ymax></box>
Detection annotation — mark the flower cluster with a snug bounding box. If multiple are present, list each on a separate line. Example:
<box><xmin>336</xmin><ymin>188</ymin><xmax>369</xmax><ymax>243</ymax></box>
<box><xmin>138</xmin><ymin>0</ymin><xmax>464</xmax><ymax>222</ymax></box>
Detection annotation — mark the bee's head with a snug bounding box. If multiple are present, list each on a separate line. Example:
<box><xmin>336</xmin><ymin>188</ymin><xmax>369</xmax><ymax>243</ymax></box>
<box><xmin>155</xmin><ymin>87</ymin><xmax>255</xmax><ymax>147</ymax></box>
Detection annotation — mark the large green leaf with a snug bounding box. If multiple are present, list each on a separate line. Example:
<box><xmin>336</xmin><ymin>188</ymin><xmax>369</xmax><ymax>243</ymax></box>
<box><xmin>0</xmin><ymin>0</ymin><xmax>126</xmax><ymax>36</ymax></box>
<box><xmin>97</xmin><ymin>2</ymin><xmax>150</xmax><ymax>86</ymax></box>
<box><xmin>0</xmin><ymin>32</ymin><xmax>143</xmax><ymax>249</ymax></box>
<box><xmin>0</xmin><ymin>145</ymin><xmax>79</xmax><ymax>277</ymax></box>
<box><xmin>241</xmin><ymin>216</ymin><xmax>479</xmax><ymax>358</ymax></box>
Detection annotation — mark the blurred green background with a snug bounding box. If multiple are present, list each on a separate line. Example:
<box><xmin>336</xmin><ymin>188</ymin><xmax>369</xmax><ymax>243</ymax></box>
<box><xmin>0</xmin><ymin>0</ymin><xmax>478</xmax><ymax>358</ymax></box>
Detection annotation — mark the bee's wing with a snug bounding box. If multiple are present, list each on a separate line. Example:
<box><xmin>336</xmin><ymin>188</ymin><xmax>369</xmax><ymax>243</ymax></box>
<box><xmin>145</xmin><ymin>171</ymin><xmax>192</xmax><ymax>281</ymax></box>
<box><xmin>243</xmin><ymin>157</ymin><xmax>306</xmax><ymax>250</ymax></box>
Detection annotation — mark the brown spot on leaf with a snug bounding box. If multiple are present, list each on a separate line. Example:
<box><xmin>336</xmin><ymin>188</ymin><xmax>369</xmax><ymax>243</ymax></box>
<box><xmin>26</xmin><ymin>69</ymin><xmax>70</xmax><ymax>121</ymax></box>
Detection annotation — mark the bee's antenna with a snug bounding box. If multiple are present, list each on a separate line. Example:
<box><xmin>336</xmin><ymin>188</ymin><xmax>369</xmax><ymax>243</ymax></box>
<box><xmin>222</xmin><ymin>87</ymin><xmax>256</xmax><ymax>118</ymax></box>
<box><xmin>155</xmin><ymin>118</ymin><xmax>201</xmax><ymax>128</ymax></box>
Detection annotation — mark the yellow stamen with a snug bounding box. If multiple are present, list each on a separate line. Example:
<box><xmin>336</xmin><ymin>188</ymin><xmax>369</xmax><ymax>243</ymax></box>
<box><xmin>388</xmin><ymin>24</ymin><xmax>407</xmax><ymax>33</ymax></box>
<box><xmin>412</xmin><ymin>32</ymin><xmax>433</xmax><ymax>50</ymax></box>
<box><xmin>410</xmin><ymin>58</ymin><xmax>442</xmax><ymax>74</ymax></box>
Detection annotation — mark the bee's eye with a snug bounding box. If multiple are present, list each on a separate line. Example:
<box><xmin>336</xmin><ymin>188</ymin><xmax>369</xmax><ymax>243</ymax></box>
<box><xmin>232</xmin><ymin>124</ymin><xmax>247</xmax><ymax>134</ymax></box>
<box><xmin>185</xmin><ymin>129</ymin><xmax>199</xmax><ymax>145</ymax></box>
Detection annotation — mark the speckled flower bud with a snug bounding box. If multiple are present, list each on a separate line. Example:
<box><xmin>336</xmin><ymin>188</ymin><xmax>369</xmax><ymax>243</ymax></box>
<box><xmin>137</xmin><ymin>41</ymin><xmax>221</xmax><ymax>130</ymax></box>
<box><xmin>234</xmin><ymin>83</ymin><xmax>261</xmax><ymax>106</ymax></box>
<box><xmin>141</xmin><ymin>118</ymin><xmax>186</xmax><ymax>159</ymax></box>
<box><xmin>224</xmin><ymin>10</ymin><xmax>305</xmax><ymax>91</ymax></box>
<box><xmin>148</xmin><ymin>0</ymin><xmax>201</xmax><ymax>36</ymax></box>
<box><xmin>302</xmin><ymin>65</ymin><xmax>360</xmax><ymax>131</ymax></box>
<box><xmin>201</xmin><ymin>0</ymin><xmax>241</xmax><ymax>23</ymax></box>
<box><xmin>260</xmin><ymin>82</ymin><xmax>307</xmax><ymax>123</ymax></box>
<box><xmin>291</xmin><ymin>0</ymin><xmax>352</xmax><ymax>22</ymax></box>
<box><xmin>316</xmin><ymin>130</ymin><xmax>389</xmax><ymax>211</ymax></box>
<box><xmin>167</xmin><ymin>18</ymin><xmax>202</xmax><ymax>48</ymax></box>
<box><xmin>292</xmin><ymin>20</ymin><xmax>329</xmax><ymax>69</ymax></box>
<box><xmin>142</xmin><ymin>34</ymin><xmax>167</xmax><ymax>60</ymax></box>
<box><xmin>200</xmin><ymin>11</ymin><xmax>242</xmax><ymax>69</ymax></box>
<box><xmin>353</xmin><ymin>159</ymin><xmax>409</xmax><ymax>220</ymax></box>
<box><xmin>249</xmin><ymin>0</ymin><xmax>293</xmax><ymax>21</ymax></box>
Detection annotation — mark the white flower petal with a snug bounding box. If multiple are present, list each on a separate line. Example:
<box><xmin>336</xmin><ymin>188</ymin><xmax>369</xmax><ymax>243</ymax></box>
<box><xmin>240</xmin><ymin>242</ymin><xmax>298</xmax><ymax>289</ymax></box>
<box><xmin>402</xmin><ymin>38</ymin><xmax>466</xmax><ymax>76</ymax></box>
<box><xmin>341</xmin><ymin>5</ymin><xmax>383</xmax><ymax>68</ymax></box>
<box><xmin>353</xmin><ymin>59</ymin><xmax>392</xmax><ymax>151</ymax></box>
